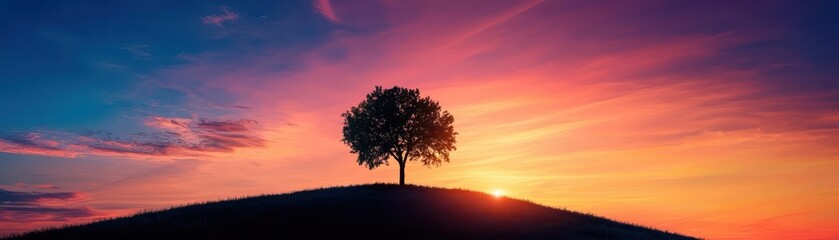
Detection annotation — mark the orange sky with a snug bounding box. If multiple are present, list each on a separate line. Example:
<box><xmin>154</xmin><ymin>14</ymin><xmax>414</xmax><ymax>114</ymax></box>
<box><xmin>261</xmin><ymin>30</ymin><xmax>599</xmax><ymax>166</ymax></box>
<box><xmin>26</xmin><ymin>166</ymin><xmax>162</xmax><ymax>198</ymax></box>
<box><xmin>1</xmin><ymin>1</ymin><xmax>838</xmax><ymax>239</ymax></box>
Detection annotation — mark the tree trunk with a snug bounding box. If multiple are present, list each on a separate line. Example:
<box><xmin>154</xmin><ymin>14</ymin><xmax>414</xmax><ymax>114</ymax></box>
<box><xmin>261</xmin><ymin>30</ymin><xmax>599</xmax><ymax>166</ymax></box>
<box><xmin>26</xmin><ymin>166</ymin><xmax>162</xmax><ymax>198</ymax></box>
<box><xmin>399</xmin><ymin>162</ymin><xmax>406</xmax><ymax>185</ymax></box>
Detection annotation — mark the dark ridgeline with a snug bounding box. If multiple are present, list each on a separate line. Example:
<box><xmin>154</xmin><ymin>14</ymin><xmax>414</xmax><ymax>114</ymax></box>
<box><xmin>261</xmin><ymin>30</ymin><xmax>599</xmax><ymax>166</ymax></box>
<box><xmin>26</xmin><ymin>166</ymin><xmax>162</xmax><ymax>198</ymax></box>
<box><xmin>342</xmin><ymin>86</ymin><xmax>457</xmax><ymax>185</ymax></box>
<box><xmin>3</xmin><ymin>184</ymin><xmax>698</xmax><ymax>240</ymax></box>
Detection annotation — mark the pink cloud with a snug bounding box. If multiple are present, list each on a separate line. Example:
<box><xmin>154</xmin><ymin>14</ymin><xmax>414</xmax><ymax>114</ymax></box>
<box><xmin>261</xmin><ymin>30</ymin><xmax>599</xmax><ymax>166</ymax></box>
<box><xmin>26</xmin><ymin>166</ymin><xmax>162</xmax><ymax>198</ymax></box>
<box><xmin>0</xmin><ymin>189</ymin><xmax>84</xmax><ymax>204</ymax></box>
<box><xmin>0</xmin><ymin>133</ymin><xmax>79</xmax><ymax>158</ymax></box>
<box><xmin>202</xmin><ymin>6</ymin><xmax>239</xmax><ymax>26</ymax></box>
<box><xmin>81</xmin><ymin>117</ymin><xmax>265</xmax><ymax>158</ymax></box>
<box><xmin>314</xmin><ymin>0</ymin><xmax>339</xmax><ymax>23</ymax></box>
<box><xmin>34</xmin><ymin>184</ymin><xmax>60</xmax><ymax>190</ymax></box>
<box><xmin>0</xmin><ymin>117</ymin><xmax>265</xmax><ymax>159</ymax></box>
<box><xmin>0</xmin><ymin>188</ymin><xmax>100</xmax><ymax>236</ymax></box>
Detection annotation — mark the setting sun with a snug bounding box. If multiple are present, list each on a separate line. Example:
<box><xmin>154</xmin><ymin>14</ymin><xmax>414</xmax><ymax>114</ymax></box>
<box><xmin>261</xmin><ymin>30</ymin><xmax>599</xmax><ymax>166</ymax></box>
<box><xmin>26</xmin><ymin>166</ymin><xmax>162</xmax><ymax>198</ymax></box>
<box><xmin>491</xmin><ymin>189</ymin><xmax>506</xmax><ymax>198</ymax></box>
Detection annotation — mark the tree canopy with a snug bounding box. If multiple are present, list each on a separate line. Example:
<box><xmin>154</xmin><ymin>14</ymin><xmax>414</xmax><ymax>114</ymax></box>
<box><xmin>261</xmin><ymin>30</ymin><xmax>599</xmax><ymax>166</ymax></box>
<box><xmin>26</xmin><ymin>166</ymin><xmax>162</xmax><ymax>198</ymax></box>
<box><xmin>341</xmin><ymin>86</ymin><xmax>457</xmax><ymax>185</ymax></box>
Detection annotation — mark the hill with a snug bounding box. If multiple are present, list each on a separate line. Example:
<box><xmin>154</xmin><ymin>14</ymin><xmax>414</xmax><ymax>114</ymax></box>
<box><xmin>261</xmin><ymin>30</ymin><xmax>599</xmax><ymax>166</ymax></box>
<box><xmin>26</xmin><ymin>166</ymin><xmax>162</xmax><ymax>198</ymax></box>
<box><xmin>4</xmin><ymin>184</ymin><xmax>698</xmax><ymax>240</ymax></box>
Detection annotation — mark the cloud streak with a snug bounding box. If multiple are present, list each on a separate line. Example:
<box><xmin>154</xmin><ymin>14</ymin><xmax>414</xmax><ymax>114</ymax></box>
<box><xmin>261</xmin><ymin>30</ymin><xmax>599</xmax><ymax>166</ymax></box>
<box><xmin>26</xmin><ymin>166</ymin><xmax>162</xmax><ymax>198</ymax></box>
<box><xmin>123</xmin><ymin>44</ymin><xmax>151</xmax><ymax>60</ymax></box>
<box><xmin>0</xmin><ymin>189</ymin><xmax>96</xmax><ymax>224</ymax></box>
<box><xmin>202</xmin><ymin>6</ymin><xmax>239</xmax><ymax>26</ymax></box>
<box><xmin>0</xmin><ymin>206</ymin><xmax>97</xmax><ymax>222</ymax></box>
<box><xmin>0</xmin><ymin>117</ymin><xmax>265</xmax><ymax>159</ymax></box>
<box><xmin>0</xmin><ymin>133</ymin><xmax>79</xmax><ymax>158</ymax></box>
<box><xmin>0</xmin><ymin>189</ymin><xmax>82</xmax><ymax>204</ymax></box>
<box><xmin>314</xmin><ymin>0</ymin><xmax>339</xmax><ymax>23</ymax></box>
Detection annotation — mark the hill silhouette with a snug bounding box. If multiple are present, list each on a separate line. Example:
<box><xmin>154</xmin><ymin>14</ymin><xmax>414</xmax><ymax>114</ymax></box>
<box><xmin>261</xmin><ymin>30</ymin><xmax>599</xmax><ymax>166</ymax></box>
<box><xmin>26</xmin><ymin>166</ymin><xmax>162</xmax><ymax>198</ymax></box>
<box><xmin>4</xmin><ymin>184</ymin><xmax>697</xmax><ymax>240</ymax></box>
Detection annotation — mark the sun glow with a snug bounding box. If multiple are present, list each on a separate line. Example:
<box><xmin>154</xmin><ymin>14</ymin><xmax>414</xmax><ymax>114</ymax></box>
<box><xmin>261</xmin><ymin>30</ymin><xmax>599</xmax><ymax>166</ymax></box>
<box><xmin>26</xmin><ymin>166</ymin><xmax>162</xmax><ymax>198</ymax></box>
<box><xmin>491</xmin><ymin>189</ymin><xmax>506</xmax><ymax>198</ymax></box>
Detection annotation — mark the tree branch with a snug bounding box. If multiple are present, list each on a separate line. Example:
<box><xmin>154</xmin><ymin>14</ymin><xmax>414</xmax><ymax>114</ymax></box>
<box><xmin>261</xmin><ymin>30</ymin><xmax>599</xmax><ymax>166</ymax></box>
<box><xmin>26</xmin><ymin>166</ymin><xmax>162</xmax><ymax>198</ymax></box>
<box><xmin>387</xmin><ymin>150</ymin><xmax>402</xmax><ymax>164</ymax></box>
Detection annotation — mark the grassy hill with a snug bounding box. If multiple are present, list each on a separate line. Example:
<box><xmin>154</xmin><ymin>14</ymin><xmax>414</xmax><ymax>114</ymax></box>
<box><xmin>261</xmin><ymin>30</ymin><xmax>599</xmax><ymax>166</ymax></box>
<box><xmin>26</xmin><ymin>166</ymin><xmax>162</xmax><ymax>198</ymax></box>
<box><xmin>4</xmin><ymin>184</ymin><xmax>698</xmax><ymax>240</ymax></box>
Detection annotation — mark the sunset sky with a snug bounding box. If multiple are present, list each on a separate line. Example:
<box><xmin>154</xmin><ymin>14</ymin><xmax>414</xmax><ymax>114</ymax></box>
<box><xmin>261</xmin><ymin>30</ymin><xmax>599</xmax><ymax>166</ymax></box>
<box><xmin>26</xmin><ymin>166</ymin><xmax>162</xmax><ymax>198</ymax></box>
<box><xmin>1</xmin><ymin>0</ymin><xmax>838</xmax><ymax>239</ymax></box>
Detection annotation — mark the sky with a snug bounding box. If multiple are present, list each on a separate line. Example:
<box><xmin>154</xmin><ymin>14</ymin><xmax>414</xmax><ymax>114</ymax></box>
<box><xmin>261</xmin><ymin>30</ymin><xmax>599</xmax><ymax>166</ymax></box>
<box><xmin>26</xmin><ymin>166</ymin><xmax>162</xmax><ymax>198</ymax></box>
<box><xmin>0</xmin><ymin>0</ymin><xmax>837</xmax><ymax>239</ymax></box>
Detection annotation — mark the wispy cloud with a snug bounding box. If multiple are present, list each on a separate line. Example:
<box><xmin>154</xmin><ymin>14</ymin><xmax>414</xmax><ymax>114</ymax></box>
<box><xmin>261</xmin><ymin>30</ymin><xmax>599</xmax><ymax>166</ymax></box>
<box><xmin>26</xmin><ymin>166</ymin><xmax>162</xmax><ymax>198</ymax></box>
<box><xmin>0</xmin><ymin>133</ymin><xmax>79</xmax><ymax>158</ymax></box>
<box><xmin>0</xmin><ymin>117</ymin><xmax>265</xmax><ymax>159</ymax></box>
<box><xmin>0</xmin><ymin>188</ymin><xmax>98</xmax><ymax>232</ymax></box>
<box><xmin>314</xmin><ymin>0</ymin><xmax>339</xmax><ymax>23</ymax></box>
<box><xmin>123</xmin><ymin>44</ymin><xmax>151</xmax><ymax>60</ymax></box>
<box><xmin>438</xmin><ymin>0</ymin><xmax>543</xmax><ymax>50</ymax></box>
<box><xmin>202</xmin><ymin>6</ymin><xmax>240</xmax><ymax>26</ymax></box>
<box><xmin>94</xmin><ymin>61</ymin><xmax>129</xmax><ymax>71</ymax></box>
<box><xmin>0</xmin><ymin>183</ymin><xmax>62</xmax><ymax>191</ymax></box>
<box><xmin>0</xmin><ymin>189</ymin><xmax>82</xmax><ymax>204</ymax></box>
<box><xmin>34</xmin><ymin>184</ymin><xmax>60</xmax><ymax>190</ymax></box>
<box><xmin>0</xmin><ymin>206</ymin><xmax>97</xmax><ymax>222</ymax></box>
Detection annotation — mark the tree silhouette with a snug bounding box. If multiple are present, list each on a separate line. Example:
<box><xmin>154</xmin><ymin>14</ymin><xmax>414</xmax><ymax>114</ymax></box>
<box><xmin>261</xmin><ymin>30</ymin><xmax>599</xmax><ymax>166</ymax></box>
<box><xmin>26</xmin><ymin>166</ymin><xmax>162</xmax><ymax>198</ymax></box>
<box><xmin>342</xmin><ymin>86</ymin><xmax>457</xmax><ymax>185</ymax></box>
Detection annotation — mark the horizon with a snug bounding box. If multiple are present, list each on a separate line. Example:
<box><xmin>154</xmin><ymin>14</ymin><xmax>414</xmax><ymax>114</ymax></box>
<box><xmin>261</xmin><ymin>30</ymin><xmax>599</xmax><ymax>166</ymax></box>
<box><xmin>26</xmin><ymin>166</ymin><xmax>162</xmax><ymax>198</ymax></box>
<box><xmin>1</xmin><ymin>0</ymin><xmax>838</xmax><ymax>239</ymax></box>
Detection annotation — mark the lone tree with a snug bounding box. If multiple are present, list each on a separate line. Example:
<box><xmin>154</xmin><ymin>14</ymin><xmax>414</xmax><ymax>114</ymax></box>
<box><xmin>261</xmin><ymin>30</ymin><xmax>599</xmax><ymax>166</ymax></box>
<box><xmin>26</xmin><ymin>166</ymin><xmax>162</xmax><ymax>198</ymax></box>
<box><xmin>342</xmin><ymin>86</ymin><xmax>457</xmax><ymax>185</ymax></box>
